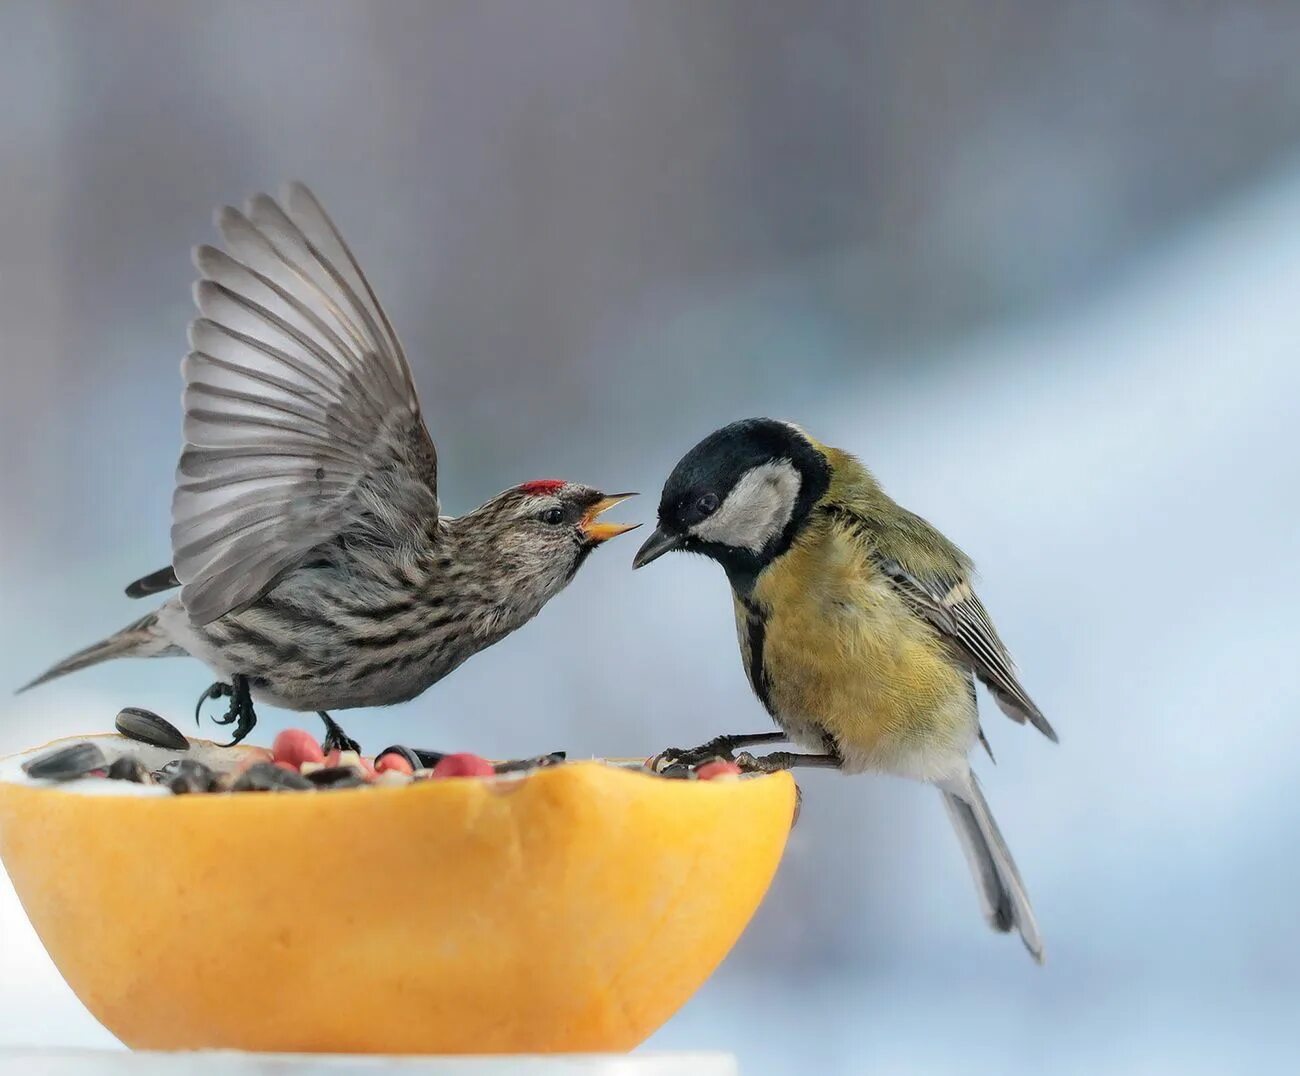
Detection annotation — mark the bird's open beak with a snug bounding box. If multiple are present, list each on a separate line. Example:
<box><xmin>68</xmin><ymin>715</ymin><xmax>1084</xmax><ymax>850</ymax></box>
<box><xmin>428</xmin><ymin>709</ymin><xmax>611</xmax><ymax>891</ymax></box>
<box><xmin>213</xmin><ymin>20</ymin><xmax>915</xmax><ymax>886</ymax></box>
<box><xmin>579</xmin><ymin>493</ymin><xmax>640</xmax><ymax>544</ymax></box>
<box><xmin>632</xmin><ymin>526</ymin><xmax>685</xmax><ymax>569</ymax></box>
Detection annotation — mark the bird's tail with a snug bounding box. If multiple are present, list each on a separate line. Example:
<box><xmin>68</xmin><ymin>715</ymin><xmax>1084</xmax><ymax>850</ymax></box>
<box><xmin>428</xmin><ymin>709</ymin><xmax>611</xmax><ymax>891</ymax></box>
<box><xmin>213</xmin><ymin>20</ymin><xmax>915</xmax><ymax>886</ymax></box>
<box><xmin>940</xmin><ymin>769</ymin><xmax>1044</xmax><ymax>963</ymax></box>
<box><xmin>18</xmin><ymin>612</ymin><xmax>176</xmax><ymax>693</ymax></box>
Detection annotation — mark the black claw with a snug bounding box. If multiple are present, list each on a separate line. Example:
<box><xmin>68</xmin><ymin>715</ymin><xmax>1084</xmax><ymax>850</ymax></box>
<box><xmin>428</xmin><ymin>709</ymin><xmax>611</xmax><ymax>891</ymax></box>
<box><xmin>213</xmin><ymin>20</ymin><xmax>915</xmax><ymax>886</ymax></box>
<box><xmin>195</xmin><ymin>682</ymin><xmax>232</xmax><ymax>727</ymax></box>
<box><xmin>322</xmin><ymin>732</ymin><xmax>361</xmax><ymax>754</ymax></box>
<box><xmin>317</xmin><ymin>712</ymin><xmax>360</xmax><ymax>755</ymax></box>
<box><xmin>650</xmin><ymin>731</ymin><xmax>788</xmax><ymax>771</ymax></box>
<box><xmin>212</xmin><ymin>676</ymin><xmax>258</xmax><ymax>747</ymax></box>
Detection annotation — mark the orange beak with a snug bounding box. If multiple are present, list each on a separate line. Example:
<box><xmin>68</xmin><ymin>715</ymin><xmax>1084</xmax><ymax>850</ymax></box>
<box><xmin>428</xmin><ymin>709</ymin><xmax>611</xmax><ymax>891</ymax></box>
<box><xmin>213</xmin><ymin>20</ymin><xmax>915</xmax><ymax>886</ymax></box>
<box><xmin>579</xmin><ymin>493</ymin><xmax>640</xmax><ymax>544</ymax></box>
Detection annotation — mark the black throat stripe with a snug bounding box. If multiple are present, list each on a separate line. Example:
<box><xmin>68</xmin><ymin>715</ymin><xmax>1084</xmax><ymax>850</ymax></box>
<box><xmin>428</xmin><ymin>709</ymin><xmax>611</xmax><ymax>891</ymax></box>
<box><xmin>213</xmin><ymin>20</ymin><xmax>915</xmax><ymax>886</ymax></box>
<box><xmin>737</xmin><ymin>593</ymin><xmax>775</xmax><ymax>716</ymax></box>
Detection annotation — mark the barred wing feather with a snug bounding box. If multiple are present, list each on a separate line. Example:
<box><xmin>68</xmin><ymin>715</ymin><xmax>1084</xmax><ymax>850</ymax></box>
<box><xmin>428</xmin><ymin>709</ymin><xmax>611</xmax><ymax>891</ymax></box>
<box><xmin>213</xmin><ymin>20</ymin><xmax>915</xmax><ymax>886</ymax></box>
<box><xmin>173</xmin><ymin>183</ymin><xmax>438</xmax><ymax>625</ymax></box>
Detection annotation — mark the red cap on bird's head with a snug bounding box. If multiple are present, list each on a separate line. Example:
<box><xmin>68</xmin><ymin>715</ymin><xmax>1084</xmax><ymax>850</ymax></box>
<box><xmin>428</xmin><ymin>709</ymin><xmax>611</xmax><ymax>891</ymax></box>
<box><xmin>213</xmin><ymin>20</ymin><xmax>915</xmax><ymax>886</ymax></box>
<box><xmin>518</xmin><ymin>480</ymin><xmax>567</xmax><ymax>496</ymax></box>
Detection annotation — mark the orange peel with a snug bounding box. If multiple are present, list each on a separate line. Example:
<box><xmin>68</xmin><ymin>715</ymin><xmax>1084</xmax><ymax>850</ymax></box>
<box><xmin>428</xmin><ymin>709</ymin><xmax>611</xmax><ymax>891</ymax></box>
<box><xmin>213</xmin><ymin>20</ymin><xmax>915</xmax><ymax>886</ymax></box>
<box><xmin>0</xmin><ymin>734</ymin><xmax>795</xmax><ymax>1054</ymax></box>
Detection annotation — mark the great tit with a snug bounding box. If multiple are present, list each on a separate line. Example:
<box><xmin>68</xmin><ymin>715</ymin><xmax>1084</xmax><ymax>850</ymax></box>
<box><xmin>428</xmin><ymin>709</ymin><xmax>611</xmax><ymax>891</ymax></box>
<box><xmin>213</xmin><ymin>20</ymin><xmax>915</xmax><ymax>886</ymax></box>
<box><xmin>634</xmin><ymin>417</ymin><xmax>1055</xmax><ymax>962</ymax></box>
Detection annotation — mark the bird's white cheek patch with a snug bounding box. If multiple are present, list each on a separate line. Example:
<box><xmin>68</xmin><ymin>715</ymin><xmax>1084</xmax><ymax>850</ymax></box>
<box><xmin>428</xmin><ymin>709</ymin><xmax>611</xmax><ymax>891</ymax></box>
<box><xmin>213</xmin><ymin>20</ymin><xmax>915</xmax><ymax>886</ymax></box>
<box><xmin>692</xmin><ymin>460</ymin><xmax>802</xmax><ymax>552</ymax></box>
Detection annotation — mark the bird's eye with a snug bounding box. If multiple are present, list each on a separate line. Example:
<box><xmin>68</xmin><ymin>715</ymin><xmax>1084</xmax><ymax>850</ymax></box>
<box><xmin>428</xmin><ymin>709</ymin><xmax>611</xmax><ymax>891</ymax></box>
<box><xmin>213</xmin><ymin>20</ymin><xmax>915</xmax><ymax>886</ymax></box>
<box><xmin>540</xmin><ymin>507</ymin><xmax>564</xmax><ymax>525</ymax></box>
<box><xmin>695</xmin><ymin>492</ymin><xmax>719</xmax><ymax>517</ymax></box>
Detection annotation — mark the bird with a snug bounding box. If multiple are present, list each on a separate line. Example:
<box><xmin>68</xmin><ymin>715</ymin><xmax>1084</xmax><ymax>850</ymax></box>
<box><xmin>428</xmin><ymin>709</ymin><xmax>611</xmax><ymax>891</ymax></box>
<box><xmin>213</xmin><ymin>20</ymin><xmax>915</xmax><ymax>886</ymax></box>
<box><xmin>632</xmin><ymin>417</ymin><xmax>1055</xmax><ymax>961</ymax></box>
<box><xmin>21</xmin><ymin>182</ymin><xmax>638</xmax><ymax>751</ymax></box>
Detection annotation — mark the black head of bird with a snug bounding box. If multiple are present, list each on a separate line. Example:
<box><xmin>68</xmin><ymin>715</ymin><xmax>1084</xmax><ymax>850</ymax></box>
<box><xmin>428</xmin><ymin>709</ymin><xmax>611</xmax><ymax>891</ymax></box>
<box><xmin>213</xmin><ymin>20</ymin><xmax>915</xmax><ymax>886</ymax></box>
<box><xmin>632</xmin><ymin>418</ymin><xmax>831</xmax><ymax>586</ymax></box>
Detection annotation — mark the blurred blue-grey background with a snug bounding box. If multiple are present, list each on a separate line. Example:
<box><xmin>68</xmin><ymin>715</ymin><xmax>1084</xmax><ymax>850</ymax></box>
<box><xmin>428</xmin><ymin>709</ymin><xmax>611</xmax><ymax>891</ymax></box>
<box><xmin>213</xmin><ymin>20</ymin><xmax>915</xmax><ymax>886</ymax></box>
<box><xmin>2</xmin><ymin>2</ymin><xmax>1299</xmax><ymax>1072</ymax></box>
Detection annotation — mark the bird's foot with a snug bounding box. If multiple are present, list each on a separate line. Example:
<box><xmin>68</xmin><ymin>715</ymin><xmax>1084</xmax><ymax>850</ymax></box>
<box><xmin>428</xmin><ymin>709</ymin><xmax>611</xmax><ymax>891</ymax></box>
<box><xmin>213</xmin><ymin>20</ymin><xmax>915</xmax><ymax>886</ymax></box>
<box><xmin>218</xmin><ymin>677</ymin><xmax>259</xmax><ymax>747</ymax></box>
<box><xmin>194</xmin><ymin>682</ymin><xmax>232</xmax><ymax>727</ymax></box>
<box><xmin>317</xmin><ymin>712</ymin><xmax>361</xmax><ymax>755</ymax></box>
<box><xmin>195</xmin><ymin>678</ymin><xmax>257</xmax><ymax>744</ymax></box>
<box><xmin>733</xmin><ymin>750</ymin><xmax>842</xmax><ymax>773</ymax></box>
<box><xmin>648</xmin><ymin>731</ymin><xmax>788</xmax><ymax>772</ymax></box>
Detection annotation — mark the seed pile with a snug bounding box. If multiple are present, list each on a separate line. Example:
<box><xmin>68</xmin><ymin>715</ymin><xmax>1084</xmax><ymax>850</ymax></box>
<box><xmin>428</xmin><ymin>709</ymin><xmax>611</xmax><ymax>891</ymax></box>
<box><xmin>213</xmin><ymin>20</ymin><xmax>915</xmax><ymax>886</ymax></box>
<box><xmin>16</xmin><ymin>708</ymin><xmax>745</xmax><ymax>795</ymax></box>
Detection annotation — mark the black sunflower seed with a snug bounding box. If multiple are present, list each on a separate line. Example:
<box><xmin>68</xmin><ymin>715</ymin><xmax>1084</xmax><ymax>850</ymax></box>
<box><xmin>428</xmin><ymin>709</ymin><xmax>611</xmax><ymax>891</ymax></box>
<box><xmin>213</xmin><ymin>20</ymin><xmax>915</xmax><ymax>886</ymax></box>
<box><xmin>232</xmin><ymin>761</ymin><xmax>313</xmax><ymax>793</ymax></box>
<box><xmin>22</xmin><ymin>742</ymin><xmax>106</xmax><ymax>781</ymax></box>
<box><xmin>106</xmin><ymin>755</ymin><xmax>150</xmax><ymax>783</ymax></box>
<box><xmin>156</xmin><ymin>758</ymin><xmax>220</xmax><ymax>794</ymax></box>
<box><xmin>304</xmin><ymin>766</ymin><xmax>366</xmax><ymax>789</ymax></box>
<box><xmin>656</xmin><ymin>762</ymin><xmax>695</xmax><ymax>780</ymax></box>
<box><xmin>411</xmin><ymin>748</ymin><xmax>446</xmax><ymax>768</ymax></box>
<box><xmin>115</xmin><ymin>707</ymin><xmax>189</xmax><ymax>751</ymax></box>
<box><xmin>493</xmin><ymin>752</ymin><xmax>567</xmax><ymax>774</ymax></box>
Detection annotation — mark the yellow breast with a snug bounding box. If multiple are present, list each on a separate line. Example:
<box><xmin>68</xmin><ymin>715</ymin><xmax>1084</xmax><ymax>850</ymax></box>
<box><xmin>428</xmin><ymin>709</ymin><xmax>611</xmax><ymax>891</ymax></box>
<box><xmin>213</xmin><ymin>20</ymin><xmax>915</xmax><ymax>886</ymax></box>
<box><xmin>739</xmin><ymin>520</ymin><xmax>975</xmax><ymax>776</ymax></box>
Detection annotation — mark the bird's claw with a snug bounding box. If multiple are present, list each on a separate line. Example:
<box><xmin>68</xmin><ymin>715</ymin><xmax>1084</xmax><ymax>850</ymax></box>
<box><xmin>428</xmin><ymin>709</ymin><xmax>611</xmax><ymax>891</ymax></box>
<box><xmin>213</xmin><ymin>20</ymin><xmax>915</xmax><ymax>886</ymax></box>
<box><xmin>648</xmin><ymin>731</ymin><xmax>787</xmax><ymax>772</ymax></box>
<box><xmin>322</xmin><ymin>728</ymin><xmax>361</xmax><ymax>755</ymax></box>
<box><xmin>219</xmin><ymin>694</ymin><xmax>258</xmax><ymax>748</ymax></box>
<box><xmin>193</xmin><ymin>677</ymin><xmax>258</xmax><ymax>747</ymax></box>
<box><xmin>194</xmin><ymin>682</ymin><xmax>231</xmax><ymax>727</ymax></box>
<box><xmin>318</xmin><ymin>713</ymin><xmax>361</xmax><ymax>755</ymax></box>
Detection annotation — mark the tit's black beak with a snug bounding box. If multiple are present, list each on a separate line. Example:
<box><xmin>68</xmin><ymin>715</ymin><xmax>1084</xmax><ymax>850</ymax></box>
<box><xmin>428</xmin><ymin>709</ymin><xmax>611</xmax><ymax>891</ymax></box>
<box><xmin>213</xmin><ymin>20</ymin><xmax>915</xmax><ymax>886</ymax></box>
<box><xmin>632</xmin><ymin>526</ymin><xmax>685</xmax><ymax>569</ymax></box>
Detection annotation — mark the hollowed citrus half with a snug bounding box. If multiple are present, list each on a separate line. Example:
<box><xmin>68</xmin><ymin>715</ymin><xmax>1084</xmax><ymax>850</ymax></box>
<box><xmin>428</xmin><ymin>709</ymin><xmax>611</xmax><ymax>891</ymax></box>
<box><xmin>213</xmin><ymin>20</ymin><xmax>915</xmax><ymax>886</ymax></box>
<box><xmin>0</xmin><ymin>735</ymin><xmax>795</xmax><ymax>1054</ymax></box>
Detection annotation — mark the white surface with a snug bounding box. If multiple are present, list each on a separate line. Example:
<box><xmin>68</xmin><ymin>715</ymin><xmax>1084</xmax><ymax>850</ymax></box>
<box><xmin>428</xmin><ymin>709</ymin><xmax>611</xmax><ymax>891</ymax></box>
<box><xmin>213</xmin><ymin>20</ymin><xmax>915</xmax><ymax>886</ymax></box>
<box><xmin>0</xmin><ymin>1052</ymin><xmax>736</xmax><ymax>1075</ymax></box>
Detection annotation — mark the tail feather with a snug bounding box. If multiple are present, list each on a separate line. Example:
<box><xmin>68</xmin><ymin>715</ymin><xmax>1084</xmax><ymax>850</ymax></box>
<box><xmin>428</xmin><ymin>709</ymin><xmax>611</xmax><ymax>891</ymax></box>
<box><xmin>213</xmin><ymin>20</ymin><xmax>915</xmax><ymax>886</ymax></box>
<box><xmin>18</xmin><ymin>613</ymin><xmax>173</xmax><ymax>693</ymax></box>
<box><xmin>941</xmin><ymin>770</ymin><xmax>1044</xmax><ymax>963</ymax></box>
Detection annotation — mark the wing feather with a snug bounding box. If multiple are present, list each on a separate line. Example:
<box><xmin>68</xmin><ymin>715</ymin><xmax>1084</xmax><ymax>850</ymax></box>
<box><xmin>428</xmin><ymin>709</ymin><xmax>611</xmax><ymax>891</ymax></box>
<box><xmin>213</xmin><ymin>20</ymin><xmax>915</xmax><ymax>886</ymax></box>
<box><xmin>873</xmin><ymin>553</ymin><xmax>1057</xmax><ymax>742</ymax></box>
<box><xmin>822</xmin><ymin>502</ymin><xmax>1056</xmax><ymax>743</ymax></box>
<box><xmin>171</xmin><ymin>183</ymin><xmax>438</xmax><ymax>625</ymax></box>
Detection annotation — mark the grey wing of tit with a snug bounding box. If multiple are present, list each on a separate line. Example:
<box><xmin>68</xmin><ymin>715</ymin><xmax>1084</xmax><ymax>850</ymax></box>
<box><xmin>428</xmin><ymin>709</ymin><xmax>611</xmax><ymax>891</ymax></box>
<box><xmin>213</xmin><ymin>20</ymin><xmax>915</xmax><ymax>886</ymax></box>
<box><xmin>172</xmin><ymin>182</ymin><xmax>439</xmax><ymax>626</ymax></box>
<box><xmin>835</xmin><ymin>505</ymin><xmax>1057</xmax><ymax>743</ymax></box>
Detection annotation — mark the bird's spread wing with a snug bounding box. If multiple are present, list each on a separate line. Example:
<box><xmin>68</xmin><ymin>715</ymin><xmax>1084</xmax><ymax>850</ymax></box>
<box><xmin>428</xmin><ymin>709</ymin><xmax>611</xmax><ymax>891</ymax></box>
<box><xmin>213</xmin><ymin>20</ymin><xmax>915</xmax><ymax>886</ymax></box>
<box><xmin>824</xmin><ymin>504</ymin><xmax>1056</xmax><ymax>743</ymax></box>
<box><xmin>173</xmin><ymin>182</ymin><xmax>439</xmax><ymax>626</ymax></box>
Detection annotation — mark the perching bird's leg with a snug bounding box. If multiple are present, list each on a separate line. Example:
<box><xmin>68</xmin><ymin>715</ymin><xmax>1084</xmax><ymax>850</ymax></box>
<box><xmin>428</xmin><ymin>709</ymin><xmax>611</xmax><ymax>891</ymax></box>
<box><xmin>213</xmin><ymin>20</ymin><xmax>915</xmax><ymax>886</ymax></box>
<box><xmin>651</xmin><ymin>731</ymin><xmax>787</xmax><ymax>770</ymax></box>
<box><xmin>318</xmin><ymin>712</ymin><xmax>361</xmax><ymax>755</ymax></box>
<box><xmin>733</xmin><ymin>750</ymin><xmax>842</xmax><ymax>773</ymax></box>
<box><xmin>195</xmin><ymin>677</ymin><xmax>256</xmax><ymax>745</ymax></box>
<box><xmin>218</xmin><ymin>675</ymin><xmax>258</xmax><ymax>747</ymax></box>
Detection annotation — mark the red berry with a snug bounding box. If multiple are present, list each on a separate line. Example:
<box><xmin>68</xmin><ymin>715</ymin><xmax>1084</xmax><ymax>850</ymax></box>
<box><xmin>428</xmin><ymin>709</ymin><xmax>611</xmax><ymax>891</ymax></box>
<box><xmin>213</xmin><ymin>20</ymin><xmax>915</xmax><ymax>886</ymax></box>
<box><xmin>272</xmin><ymin>729</ymin><xmax>324</xmax><ymax>768</ymax></box>
<box><xmin>695</xmin><ymin>760</ymin><xmax>742</xmax><ymax>780</ymax></box>
<box><xmin>431</xmin><ymin>753</ymin><xmax>496</xmax><ymax>779</ymax></box>
<box><xmin>375</xmin><ymin>752</ymin><xmax>414</xmax><ymax>776</ymax></box>
<box><xmin>273</xmin><ymin>760</ymin><xmax>301</xmax><ymax>774</ymax></box>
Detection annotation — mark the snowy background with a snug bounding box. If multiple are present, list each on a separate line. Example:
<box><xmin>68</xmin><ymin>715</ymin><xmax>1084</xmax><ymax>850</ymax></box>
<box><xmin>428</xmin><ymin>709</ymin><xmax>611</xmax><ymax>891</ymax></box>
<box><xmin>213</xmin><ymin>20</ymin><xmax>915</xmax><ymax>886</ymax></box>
<box><xmin>2</xmin><ymin>3</ymin><xmax>1299</xmax><ymax>1072</ymax></box>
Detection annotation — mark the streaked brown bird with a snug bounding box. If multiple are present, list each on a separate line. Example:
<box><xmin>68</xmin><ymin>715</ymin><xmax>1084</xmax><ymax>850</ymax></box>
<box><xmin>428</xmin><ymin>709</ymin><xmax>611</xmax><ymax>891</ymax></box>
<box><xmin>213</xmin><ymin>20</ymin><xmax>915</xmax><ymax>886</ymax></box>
<box><xmin>22</xmin><ymin>183</ymin><xmax>638</xmax><ymax>750</ymax></box>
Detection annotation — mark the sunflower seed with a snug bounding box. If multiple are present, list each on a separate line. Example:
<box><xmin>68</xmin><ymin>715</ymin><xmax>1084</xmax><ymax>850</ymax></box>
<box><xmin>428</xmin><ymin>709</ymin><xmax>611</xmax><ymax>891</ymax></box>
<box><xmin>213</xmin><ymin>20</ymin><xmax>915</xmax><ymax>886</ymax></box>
<box><xmin>156</xmin><ymin>758</ymin><xmax>220</xmax><ymax>794</ymax></box>
<box><xmin>106</xmin><ymin>755</ymin><xmax>151</xmax><ymax>783</ymax></box>
<box><xmin>494</xmin><ymin>752</ymin><xmax>567</xmax><ymax>774</ymax></box>
<box><xmin>304</xmin><ymin>766</ymin><xmax>366</xmax><ymax>789</ymax></box>
<box><xmin>656</xmin><ymin>762</ymin><xmax>695</xmax><ymax>780</ymax></box>
<box><xmin>22</xmin><ymin>742</ymin><xmax>107</xmax><ymax>781</ymax></box>
<box><xmin>232</xmin><ymin>762</ymin><xmax>313</xmax><ymax>793</ymax></box>
<box><xmin>115</xmin><ymin>707</ymin><xmax>189</xmax><ymax>751</ymax></box>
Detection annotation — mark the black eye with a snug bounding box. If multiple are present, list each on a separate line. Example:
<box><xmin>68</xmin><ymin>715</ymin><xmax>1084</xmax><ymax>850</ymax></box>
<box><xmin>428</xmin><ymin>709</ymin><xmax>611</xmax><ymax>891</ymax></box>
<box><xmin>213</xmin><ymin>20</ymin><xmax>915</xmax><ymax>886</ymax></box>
<box><xmin>695</xmin><ymin>492</ymin><xmax>719</xmax><ymax>517</ymax></box>
<box><xmin>540</xmin><ymin>507</ymin><xmax>564</xmax><ymax>525</ymax></box>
